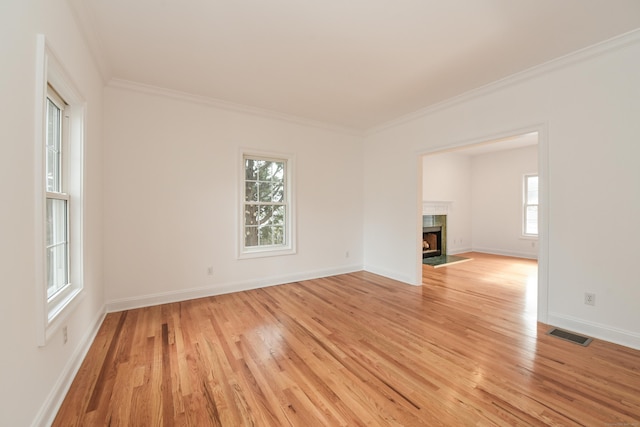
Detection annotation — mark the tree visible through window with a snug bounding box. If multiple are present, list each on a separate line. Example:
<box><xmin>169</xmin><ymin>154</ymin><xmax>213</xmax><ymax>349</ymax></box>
<box><xmin>244</xmin><ymin>156</ymin><xmax>287</xmax><ymax>248</ymax></box>
<box><xmin>524</xmin><ymin>174</ymin><xmax>538</xmax><ymax>236</ymax></box>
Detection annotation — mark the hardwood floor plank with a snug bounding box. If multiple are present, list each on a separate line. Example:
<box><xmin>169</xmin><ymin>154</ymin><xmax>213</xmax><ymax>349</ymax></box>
<box><xmin>53</xmin><ymin>253</ymin><xmax>640</xmax><ymax>426</ymax></box>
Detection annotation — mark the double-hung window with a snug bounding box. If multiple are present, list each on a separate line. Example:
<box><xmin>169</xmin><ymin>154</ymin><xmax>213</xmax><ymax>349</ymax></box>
<box><xmin>36</xmin><ymin>35</ymin><xmax>85</xmax><ymax>345</ymax></box>
<box><xmin>46</xmin><ymin>87</ymin><xmax>70</xmax><ymax>299</ymax></box>
<box><xmin>240</xmin><ymin>152</ymin><xmax>295</xmax><ymax>258</ymax></box>
<box><xmin>523</xmin><ymin>174</ymin><xmax>539</xmax><ymax>236</ymax></box>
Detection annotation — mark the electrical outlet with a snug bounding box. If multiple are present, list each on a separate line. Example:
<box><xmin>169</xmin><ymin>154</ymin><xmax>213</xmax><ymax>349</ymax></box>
<box><xmin>207</xmin><ymin>266</ymin><xmax>213</xmax><ymax>276</ymax></box>
<box><xmin>63</xmin><ymin>326</ymin><xmax>68</xmax><ymax>344</ymax></box>
<box><xmin>584</xmin><ymin>292</ymin><xmax>596</xmax><ymax>306</ymax></box>
<box><xmin>345</xmin><ymin>251</ymin><xmax>350</xmax><ymax>259</ymax></box>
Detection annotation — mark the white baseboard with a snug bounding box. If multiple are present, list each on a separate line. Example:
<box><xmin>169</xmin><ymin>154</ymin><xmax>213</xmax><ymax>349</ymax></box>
<box><xmin>447</xmin><ymin>247</ymin><xmax>473</xmax><ymax>255</ymax></box>
<box><xmin>547</xmin><ymin>313</ymin><xmax>640</xmax><ymax>351</ymax></box>
<box><xmin>363</xmin><ymin>265</ymin><xmax>418</xmax><ymax>286</ymax></box>
<box><xmin>470</xmin><ymin>246</ymin><xmax>538</xmax><ymax>260</ymax></box>
<box><xmin>32</xmin><ymin>307</ymin><xmax>106</xmax><ymax>427</ymax></box>
<box><xmin>106</xmin><ymin>265</ymin><xmax>364</xmax><ymax>312</ymax></box>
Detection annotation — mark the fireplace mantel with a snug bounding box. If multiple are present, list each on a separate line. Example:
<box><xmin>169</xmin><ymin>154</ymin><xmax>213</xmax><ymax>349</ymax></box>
<box><xmin>422</xmin><ymin>201</ymin><xmax>452</xmax><ymax>215</ymax></box>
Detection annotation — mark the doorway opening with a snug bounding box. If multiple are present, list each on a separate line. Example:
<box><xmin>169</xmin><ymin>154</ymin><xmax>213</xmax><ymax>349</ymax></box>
<box><xmin>419</xmin><ymin>130</ymin><xmax>544</xmax><ymax>321</ymax></box>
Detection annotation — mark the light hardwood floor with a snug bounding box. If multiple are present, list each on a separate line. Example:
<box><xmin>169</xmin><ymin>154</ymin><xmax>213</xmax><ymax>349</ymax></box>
<box><xmin>54</xmin><ymin>252</ymin><xmax>640</xmax><ymax>426</ymax></box>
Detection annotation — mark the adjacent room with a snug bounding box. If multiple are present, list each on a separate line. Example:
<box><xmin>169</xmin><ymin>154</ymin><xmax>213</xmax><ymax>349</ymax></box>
<box><xmin>2</xmin><ymin>0</ymin><xmax>640</xmax><ymax>425</ymax></box>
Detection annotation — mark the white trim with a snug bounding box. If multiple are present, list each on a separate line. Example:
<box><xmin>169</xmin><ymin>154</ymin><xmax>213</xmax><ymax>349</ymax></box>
<box><xmin>31</xmin><ymin>306</ymin><xmax>106</xmax><ymax>427</ymax></box>
<box><xmin>369</xmin><ymin>28</ymin><xmax>640</xmax><ymax>135</ymax></box>
<box><xmin>105</xmin><ymin>265</ymin><xmax>363</xmax><ymax>313</ymax></box>
<box><xmin>470</xmin><ymin>247</ymin><xmax>538</xmax><ymax>260</ymax></box>
<box><xmin>238</xmin><ymin>149</ymin><xmax>297</xmax><ymax>259</ymax></box>
<box><xmin>363</xmin><ymin>265</ymin><xmax>418</xmax><ymax>287</ymax></box>
<box><xmin>536</xmin><ymin>126</ymin><xmax>549</xmax><ymax>323</ymax></box>
<box><xmin>108</xmin><ymin>78</ymin><xmax>363</xmax><ymax>137</ymax></box>
<box><xmin>35</xmin><ymin>35</ymin><xmax>87</xmax><ymax>346</ymax></box>
<box><xmin>422</xmin><ymin>201</ymin><xmax>452</xmax><ymax>215</ymax></box>
<box><xmin>34</xmin><ymin>36</ymin><xmax>48</xmax><ymax>344</ymax></box>
<box><xmin>547</xmin><ymin>312</ymin><xmax>640</xmax><ymax>351</ymax></box>
<box><xmin>447</xmin><ymin>247</ymin><xmax>473</xmax><ymax>255</ymax></box>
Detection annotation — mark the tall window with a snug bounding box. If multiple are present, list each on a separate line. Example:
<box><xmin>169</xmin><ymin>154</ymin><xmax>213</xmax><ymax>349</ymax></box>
<box><xmin>46</xmin><ymin>87</ymin><xmax>70</xmax><ymax>298</ymax></box>
<box><xmin>36</xmin><ymin>35</ymin><xmax>85</xmax><ymax>345</ymax></box>
<box><xmin>240</xmin><ymin>152</ymin><xmax>295</xmax><ymax>258</ymax></box>
<box><xmin>524</xmin><ymin>174</ymin><xmax>538</xmax><ymax>236</ymax></box>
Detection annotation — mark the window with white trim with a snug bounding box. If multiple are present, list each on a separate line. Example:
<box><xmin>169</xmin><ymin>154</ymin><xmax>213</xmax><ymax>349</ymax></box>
<box><xmin>46</xmin><ymin>86</ymin><xmax>70</xmax><ymax>299</ymax></box>
<box><xmin>523</xmin><ymin>174</ymin><xmax>538</xmax><ymax>236</ymax></box>
<box><xmin>240</xmin><ymin>152</ymin><xmax>295</xmax><ymax>258</ymax></box>
<box><xmin>35</xmin><ymin>35</ymin><xmax>85</xmax><ymax>345</ymax></box>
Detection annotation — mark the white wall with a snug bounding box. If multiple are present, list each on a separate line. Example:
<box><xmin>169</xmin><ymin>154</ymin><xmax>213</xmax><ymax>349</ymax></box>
<box><xmin>103</xmin><ymin>85</ymin><xmax>364</xmax><ymax>309</ymax></box>
<box><xmin>471</xmin><ymin>145</ymin><xmax>538</xmax><ymax>258</ymax></box>
<box><xmin>0</xmin><ymin>0</ymin><xmax>105</xmax><ymax>425</ymax></box>
<box><xmin>422</xmin><ymin>152</ymin><xmax>472</xmax><ymax>254</ymax></box>
<box><xmin>364</xmin><ymin>32</ymin><xmax>640</xmax><ymax>349</ymax></box>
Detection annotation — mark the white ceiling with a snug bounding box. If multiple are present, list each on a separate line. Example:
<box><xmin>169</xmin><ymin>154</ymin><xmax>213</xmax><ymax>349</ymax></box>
<box><xmin>77</xmin><ymin>0</ymin><xmax>640</xmax><ymax>131</ymax></box>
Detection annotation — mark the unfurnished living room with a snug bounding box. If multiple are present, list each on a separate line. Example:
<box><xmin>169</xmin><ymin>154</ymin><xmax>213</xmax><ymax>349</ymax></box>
<box><xmin>2</xmin><ymin>0</ymin><xmax>640</xmax><ymax>426</ymax></box>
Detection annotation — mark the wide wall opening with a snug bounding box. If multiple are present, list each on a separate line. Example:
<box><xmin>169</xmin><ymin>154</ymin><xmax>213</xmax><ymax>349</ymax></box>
<box><xmin>420</xmin><ymin>130</ymin><xmax>543</xmax><ymax>319</ymax></box>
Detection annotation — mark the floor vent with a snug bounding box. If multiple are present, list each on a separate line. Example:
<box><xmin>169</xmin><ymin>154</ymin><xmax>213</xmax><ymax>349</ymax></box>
<box><xmin>547</xmin><ymin>328</ymin><xmax>592</xmax><ymax>346</ymax></box>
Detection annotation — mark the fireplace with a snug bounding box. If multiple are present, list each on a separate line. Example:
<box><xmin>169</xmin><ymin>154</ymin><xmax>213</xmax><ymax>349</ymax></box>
<box><xmin>423</xmin><ymin>226</ymin><xmax>442</xmax><ymax>258</ymax></box>
<box><xmin>422</xmin><ymin>214</ymin><xmax>446</xmax><ymax>258</ymax></box>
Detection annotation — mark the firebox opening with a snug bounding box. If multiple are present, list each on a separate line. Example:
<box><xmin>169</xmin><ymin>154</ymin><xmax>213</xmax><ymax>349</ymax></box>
<box><xmin>423</xmin><ymin>226</ymin><xmax>442</xmax><ymax>258</ymax></box>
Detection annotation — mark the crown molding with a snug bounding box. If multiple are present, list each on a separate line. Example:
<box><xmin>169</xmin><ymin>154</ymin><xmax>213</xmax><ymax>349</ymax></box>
<box><xmin>107</xmin><ymin>79</ymin><xmax>364</xmax><ymax>137</ymax></box>
<box><xmin>66</xmin><ymin>0</ymin><xmax>113</xmax><ymax>83</ymax></box>
<box><xmin>367</xmin><ymin>28</ymin><xmax>640</xmax><ymax>136</ymax></box>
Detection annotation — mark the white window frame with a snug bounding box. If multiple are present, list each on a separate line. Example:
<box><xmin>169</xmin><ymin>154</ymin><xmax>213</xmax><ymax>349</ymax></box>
<box><xmin>35</xmin><ymin>35</ymin><xmax>85</xmax><ymax>346</ymax></box>
<box><xmin>45</xmin><ymin>86</ymin><xmax>71</xmax><ymax>301</ymax></box>
<box><xmin>523</xmin><ymin>173</ymin><xmax>539</xmax><ymax>237</ymax></box>
<box><xmin>238</xmin><ymin>149</ymin><xmax>296</xmax><ymax>259</ymax></box>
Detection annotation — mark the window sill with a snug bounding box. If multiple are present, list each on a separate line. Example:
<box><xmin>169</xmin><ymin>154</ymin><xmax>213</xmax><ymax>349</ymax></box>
<box><xmin>239</xmin><ymin>246</ymin><xmax>296</xmax><ymax>260</ymax></box>
<box><xmin>41</xmin><ymin>287</ymin><xmax>84</xmax><ymax>346</ymax></box>
<box><xmin>520</xmin><ymin>235</ymin><xmax>539</xmax><ymax>241</ymax></box>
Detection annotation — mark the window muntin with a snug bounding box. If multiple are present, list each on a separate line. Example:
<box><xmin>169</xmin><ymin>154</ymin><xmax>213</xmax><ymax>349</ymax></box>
<box><xmin>243</xmin><ymin>157</ymin><xmax>287</xmax><ymax>248</ymax></box>
<box><xmin>524</xmin><ymin>174</ymin><xmax>538</xmax><ymax>236</ymax></box>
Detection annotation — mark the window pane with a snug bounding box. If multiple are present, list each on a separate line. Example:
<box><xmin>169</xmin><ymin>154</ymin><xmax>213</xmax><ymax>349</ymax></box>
<box><xmin>258</xmin><ymin>205</ymin><xmax>273</xmax><ymax>225</ymax></box>
<box><xmin>256</xmin><ymin>181</ymin><xmax>284</xmax><ymax>203</ymax></box>
<box><xmin>272</xmin><ymin>226</ymin><xmax>284</xmax><ymax>245</ymax></box>
<box><xmin>46</xmin><ymin>198</ymin><xmax>68</xmax><ymax>297</ymax></box>
<box><xmin>259</xmin><ymin>226</ymin><xmax>273</xmax><ymax>245</ymax></box>
<box><xmin>245</xmin><ymin>159</ymin><xmax>258</xmax><ymax>180</ymax></box>
<box><xmin>245</xmin><ymin>226</ymin><xmax>258</xmax><ymax>247</ymax></box>
<box><xmin>527</xmin><ymin>176</ymin><xmax>538</xmax><ymax>204</ymax></box>
<box><xmin>46</xmin><ymin>198</ymin><xmax>67</xmax><ymax>246</ymax></box>
<box><xmin>272</xmin><ymin>182</ymin><xmax>284</xmax><ymax>202</ymax></box>
<box><xmin>244</xmin><ymin>205</ymin><xmax>258</xmax><ymax>226</ymax></box>
<box><xmin>271</xmin><ymin>205</ymin><xmax>285</xmax><ymax>225</ymax></box>
<box><xmin>245</xmin><ymin>181</ymin><xmax>258</xmax><ymax>202</ymax></box>
<box><xmin>46</xmin><ymin>98</ymin><xmax>62</xmax><ymax>193</ymax></box>
<box><xmin>257</xmin><ymin>160</ymin><xmax>273</xmax><ymax>181</ymax></box>
<box><xmin>47</xmin><ymin>244</ymin><xmax>68</xmax><ymax>297</ymax></box>
<box><xmin>525</xmin><ymin>206</ymin><xmax>538</xmax><ymax>235</ymax></box>
<box><xmin>271</xmin><ymin>162</ymin><xmax>284</xmax><ymax>181</ymax></box>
